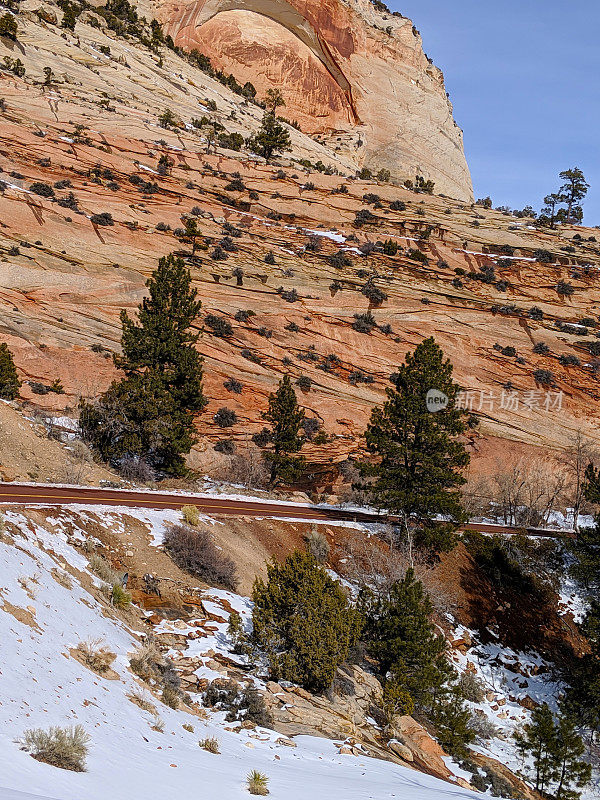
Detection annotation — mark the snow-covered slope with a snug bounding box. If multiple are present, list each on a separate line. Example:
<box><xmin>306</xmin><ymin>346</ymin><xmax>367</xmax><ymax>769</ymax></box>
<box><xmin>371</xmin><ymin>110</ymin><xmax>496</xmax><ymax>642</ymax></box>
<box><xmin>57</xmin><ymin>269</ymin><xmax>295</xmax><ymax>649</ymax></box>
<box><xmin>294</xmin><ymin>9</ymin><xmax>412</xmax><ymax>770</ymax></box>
<box><xmin>0</xmin><ymin>509</ymin><xmax>483</xmax><ymax>800</ymax></box>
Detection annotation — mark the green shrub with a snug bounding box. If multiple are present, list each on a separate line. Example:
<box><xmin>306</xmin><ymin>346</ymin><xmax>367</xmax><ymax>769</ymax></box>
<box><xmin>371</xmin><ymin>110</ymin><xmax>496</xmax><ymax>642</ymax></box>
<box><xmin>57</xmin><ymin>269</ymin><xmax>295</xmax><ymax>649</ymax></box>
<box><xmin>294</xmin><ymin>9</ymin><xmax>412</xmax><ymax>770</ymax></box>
<box><xmin>0</xmin><ymin>12</ymin><xmax>17</xmax><ymax>40</ymax></box>
<box><xmin>205</xmin><ymin>314</ymin><xmax>233</xmax><ymax>337</ymax></box>
<box><xmin>251</xmin><ymin>551</ymin><xmax>362</xmax><ymax>693</ymax></box>
<box><xmin>0</xmin><ymin>342</ymin><xmax>20</xmax><ymax>399</ymax></box>
<box><xmin>30</xmin><ymin>182</ymin><xmax>55</xmax><ymax>198</ymax></box>
<box><xmin>111</xmin><ymin>583</ymin><xmax>131</xmax><ymax>609</ymax></box>
<box><xmin>19</xmin><ymin>725</ymin><xmax>90</xmax><ymax>771</ymax></box>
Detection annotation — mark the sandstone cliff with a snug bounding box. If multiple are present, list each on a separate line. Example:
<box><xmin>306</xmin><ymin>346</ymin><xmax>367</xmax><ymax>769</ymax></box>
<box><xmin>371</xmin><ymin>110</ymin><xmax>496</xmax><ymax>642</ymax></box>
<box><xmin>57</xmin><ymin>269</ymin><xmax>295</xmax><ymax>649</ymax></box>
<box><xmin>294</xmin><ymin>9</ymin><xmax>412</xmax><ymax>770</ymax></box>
<box><xmin>152</xmin><ymin>0</ymin><xmax>474</xmax><ymax>200</ymax></box>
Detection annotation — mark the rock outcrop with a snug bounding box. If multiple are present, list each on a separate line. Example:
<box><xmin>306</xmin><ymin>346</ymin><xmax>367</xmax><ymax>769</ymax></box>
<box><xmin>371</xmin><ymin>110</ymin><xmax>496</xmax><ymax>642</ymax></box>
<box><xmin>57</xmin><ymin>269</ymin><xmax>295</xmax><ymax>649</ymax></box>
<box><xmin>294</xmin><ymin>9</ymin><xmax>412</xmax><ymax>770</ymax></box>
<box><xmin>154</xmin><ymin>0</ymin><xmax>474</xmax><ymax>200</ymax></box>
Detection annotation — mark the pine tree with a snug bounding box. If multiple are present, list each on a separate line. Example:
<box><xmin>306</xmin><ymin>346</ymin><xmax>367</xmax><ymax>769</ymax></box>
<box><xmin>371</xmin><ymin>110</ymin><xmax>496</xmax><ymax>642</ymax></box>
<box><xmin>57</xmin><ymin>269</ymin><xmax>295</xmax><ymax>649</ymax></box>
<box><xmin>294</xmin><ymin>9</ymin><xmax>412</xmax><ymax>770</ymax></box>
<box><xmin>117</xmin><ymin>253</ymin><xmax>205</xmax><ymax>413</ymax></box>
<box><xmin>246</xmin><ymin>112</ymin><xmax>291</xmax><ymax>163</ymax></box>
<box><xmin>0</xmin><ymin>342</ymin><xmax>20</xmax><ymax>399</ymax></box>
<box><xmin>262</xmin><ymin>374</ymin><xmax>305</xmax><ymax>485</ymax></box>
<box><xmin>553</xmin><ymin>714</ymin><xmax>592</xmax><ymax>800</ymax></box>
<box><xmin>179</xmin><ymin>217</ymin><xmax>200</xmax><ymax>255</ymax></box>
<box><xmin>362</xmin><ymin>568</ymin><xmax>453</xmax><ymax>715</ymax></box>
<box><xmin>514</xmin><ymin>702</ymin><xmax>557</xmax><ymax>794</ymax></box>
<box><xmin>559</xmin><ymin>168</ymin><xmax>589</xmax><ymax>223</ymax></box>
<box><xmin>361</xmin><ymin>337</ymin><xmax>470</xmax><ymax>558</ymax></box>
<box><xmin>80</xmin><ymin>254</ymin><xmax>205</xmax><ymax>475</ymax></box>
<box><xmin>251</xmin><ymin>551</ymin><xmax>362</xmax><ymax>693</ymax></box>
<box><xmin>542</xmin><ymin>192</ymin><xmax>567</xmax><ymax>230</ymax></box>
<box><xmin>264</xmin><ymin>88</ymin><xmax>285</xmax><ymax>114</ymax></box>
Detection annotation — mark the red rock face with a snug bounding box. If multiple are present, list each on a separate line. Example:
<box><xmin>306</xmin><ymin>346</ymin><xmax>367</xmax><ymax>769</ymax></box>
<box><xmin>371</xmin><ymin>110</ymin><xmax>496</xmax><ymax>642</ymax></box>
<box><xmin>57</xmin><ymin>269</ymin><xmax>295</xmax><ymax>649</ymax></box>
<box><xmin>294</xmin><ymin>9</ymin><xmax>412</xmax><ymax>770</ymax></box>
<box><xmin>190</xmin><ymin>11</ymin><xmax>352</xmax><ymax>134</ymax></box>
<box><xmin>156</xmin><ymin>0</ymin><xmax>474</xmax><ymax>200</ymax></box>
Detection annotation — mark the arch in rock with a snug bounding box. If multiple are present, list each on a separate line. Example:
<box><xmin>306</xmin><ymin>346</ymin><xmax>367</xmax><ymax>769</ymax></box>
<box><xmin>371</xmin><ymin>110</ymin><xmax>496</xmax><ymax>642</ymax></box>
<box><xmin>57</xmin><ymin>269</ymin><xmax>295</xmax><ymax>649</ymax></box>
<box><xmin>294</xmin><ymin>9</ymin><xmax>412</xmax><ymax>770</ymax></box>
<box><xmin>169</xmin><ymin>0</ymin><xmax>361</xmax><ymax>123</ymax></box>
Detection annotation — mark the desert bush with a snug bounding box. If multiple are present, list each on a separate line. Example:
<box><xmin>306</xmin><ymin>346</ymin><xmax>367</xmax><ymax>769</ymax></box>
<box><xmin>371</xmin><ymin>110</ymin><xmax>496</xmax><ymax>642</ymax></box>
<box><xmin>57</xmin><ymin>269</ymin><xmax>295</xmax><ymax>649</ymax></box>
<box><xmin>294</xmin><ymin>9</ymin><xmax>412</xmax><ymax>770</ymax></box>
<box><xmin>556</xmin><ymin>280</ymin><xmax>575</xmax><ymax>297</ymax></box>
<box><xmin>119</xmin><ymin>455</ymin><xmax>155</xmax><ymax>483</ymax></box>
<box><xmin>214</xmin><ymin>438</ymin><xmax>235</xmax><ymax>454</ymax></box>
<box><xmin>75</xmin><ymin>639</ymin><xmax>116</xmax><ymax>674</ymax></box>
<box><xmin>220</xmin><ymin>236</ymin><xmax>239</xmax><ymax>253</ymax></box>
<box><xmin>30</xmin><ymin>182</ymin><xmax>55</xmax><ymax>198</ymax></box>
<box><xmin>458</xmin><ymin>672</ymin><xmax>485</xmax><ymax>703</ymax></box>
<box><xmin>363</xmin><ymin>193</ymin><xmax>381</xmax><ymax>204</ymax></box>
<box><xmin>111</xmin><ymin>583</ymin><xmax>131</xmax><ymax>609</ymax></box>
<box><xmin>533</xmin><ymin>249</ymin><xmax>553</xmax><ymax>263</ymax></box>
<box><xmin>533</xmin><ymin>342</ymin><xmax>549</xmax><ymax>354</ymax></box>
<box><xmin>19</xmin><ymin>725</ymin><xmax>90</xmax><ymax>772</ymax></box>
<box><xmin>407</xmin><ymin>248</ymin><xmax>429</xmax><ymax>264</ymax></box>
<box><xmin>225</xmin><ymin>178</ymin><xmax>245</xmax><ymax>192</ymax></box>
<box><xmin>214</xmin><ymin>407</ymin><xmax>238</xmax><ymax>427</ymax></box>
<box><xmin>354</xmin><ymin>209</ymin><xmax>377</xmax><ymax>227</ymax></box>
<box><xmin>304</xmin><ymin>235</ymin><xmax>321</xmax><ymax>252</ymax></box>
<box><xmin>88</xmin><ymin>553</ymin><xmax>122</xmax><ymax>586</ymax></box>
<box><xmin>235</xmin><ymin>309</ymin><xmax>255</xmax><ymax>323</ymax></box>
<box><xmin>295</xmin><ymin>375</ymin><xmax>312</xmax><ymax>391</ymax></box>
<box><xmin>224</xmin><ymin>378</ymin><xmax>242</xmax><ymax>394</ymax></box>
<box><xmin>247</xmin><ymin>770</ymin><xmax>269</xmax><ymax>795</ymax></box>
<box><xmin>205</xmin><ymin>314</ymin><xmax>233</xmax><ymax>338</ymax></box>
<box><xmin>329</xmin><ymin>250</ymin><xmax>353</xmax><ymax>269</ymax></box>
<box><xmin>156</xmin><ymin>221</ymin><xmax>170</xmax><ymax>231</ymax></box>
<box><xmin>56</xmin><ymin>192</ymin><xmax>79</xmax><ymax>211</ymax></box>
<box><xmin>161</xmin><ymin>685</ymin><xmax>180</xmax><ymax>709</ymax></box>
<box><xmin>533</xmin><ymin>369</ymin><xmax>555</xmax><ymax>386</ymax></box>
<box><xmin>358</xmin><ymin>167</ymin><xmax>372</xmax><ymax>180</ymax></box>
<box><xmin>389</xmin><ymin>200</ymin><xmax>406</xmax><ymax>211</ymax></box>
<box><xmin>559</xmin><ymin>354</ymin><xmax>580</xmax><ymax>366</ymax></box>
<box><xmin>278</xmin><ymin>287</ymin><xmax>299</xmax><ymax>303</ymax></box>
<box><xmin>306</xmin><ymin>528</ymin><xmax>329</xmax><ymax>564</ymax></box>
<box><xmin>361</xmin><ymin>281</ymin><xmax>387</xmax><ymax>305</ymax></box>
<box><xmin>257</xmin><ymin>327</ymin><xmax>273</xmax><ymax>339</ymax></box>
<box><xmin>181</xmin><ymin>504</ymin><xmax>200</xmax><ymax>526</ymax></box>
<box><xmin>0</xmin><ymin>13</ymin><xmax>18</xmax><ymax>40</ymax></box>
<box><xmin>352</xmin><ymin>312</ymin><xmax>376</xmax><ymax>334</ymax></box>
<box><xmin>241</xmin><ymin>349</ymin><xmax>262</xmax><ymax>364</ymax></box>
<box><xmin>210</xmin><ymin>246</ymin><xmax>228</xmax><ymax>261</ymax></box>
<box><xmin>129</xmin><ymin>641</ymin><xmax>166</xmax><ymax>682</ymax></box>
<box><xmin>467</xmin><ymin>714</ymin><xmax>500</xmax><ymax>742</ymax></box>
<box><xmin>90</xmin><ymin>212</ymin><xmax>114</xmax><ymax>226</ymax></box>
<box><xmin>164</xmin><ymin>524</ymin><xmax>238</xmax><ymax>590</ymax></box>
<box><xmin>199</xmin><ymin>737</ymin><xmax>220</xmax><ymax>753</ymax></box>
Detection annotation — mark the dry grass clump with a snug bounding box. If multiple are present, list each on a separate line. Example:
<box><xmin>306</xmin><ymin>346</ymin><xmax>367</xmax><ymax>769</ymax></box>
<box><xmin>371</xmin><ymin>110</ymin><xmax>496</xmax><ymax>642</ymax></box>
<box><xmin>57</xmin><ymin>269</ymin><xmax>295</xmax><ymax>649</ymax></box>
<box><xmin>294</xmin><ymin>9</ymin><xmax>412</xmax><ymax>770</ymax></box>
<box><xmin>129</xmin><ymin>641</ymin><xmax>167</xmax><ymax>682</ymax></box>
<box><xmin>199</xmin><ymin>736</ymin><xmax>220</xmax><ymax>753</ymax></box>
<box><xmin>247</xmin><ymin>770</ymin><xmax>269</xmax><ymax>795</ymax></box>
<box><xmin>75</xmin><ymin>639</ymin><xmax>116</xmax><ymax>674</ymax></box>
<box><xmin>51</xmin><ymin>567</ymin><xmax>73</xmax><ymax>589</ymax></box>
<box><xmin>127</xmin><ymin>688</ymin><xmax>157</xmax><ymax>714</ymax></box>
<box><xmin>181</xmin><ymin>504</ymin><xmax>200</xmax><ymax>526</ymax></box>
<box><xmin>18</xmin><ymin>725</ymin><xmax>91</xmax><ymax>772</ymax></box>
<box><xmin>161</xmin><ymin>685</ymin><xmax>180</xmax><ymax>709</ymax></box>
<box><xmin>88</xmin><ymin>552</ymin><xmax>122</xmax><ymax>585</ymax></box>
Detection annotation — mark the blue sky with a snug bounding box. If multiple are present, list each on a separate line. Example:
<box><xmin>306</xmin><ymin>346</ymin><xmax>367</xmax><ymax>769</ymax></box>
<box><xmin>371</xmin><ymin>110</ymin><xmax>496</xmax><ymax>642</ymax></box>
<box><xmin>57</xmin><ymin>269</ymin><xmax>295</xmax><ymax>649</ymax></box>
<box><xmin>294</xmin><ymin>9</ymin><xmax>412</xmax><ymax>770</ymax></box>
<box><xmin>390</xmin><ymin>1</ymin><xmax>599</xmax><ymax>225</ymax></box>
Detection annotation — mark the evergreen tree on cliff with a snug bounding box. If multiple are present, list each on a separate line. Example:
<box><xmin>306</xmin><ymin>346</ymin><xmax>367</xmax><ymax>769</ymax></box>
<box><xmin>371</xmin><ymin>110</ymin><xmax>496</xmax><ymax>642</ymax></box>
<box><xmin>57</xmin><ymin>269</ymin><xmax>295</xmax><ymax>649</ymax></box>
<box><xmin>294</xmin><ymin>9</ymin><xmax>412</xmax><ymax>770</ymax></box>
<box><xmin>246</xmin><ymin>111</ymin><xmax>291</xmax><ymax>164</ymax></box>
<box><xmin>0</xmin><ymin>342</ymin><xmax>20</xmax><ymax>400</ymax></box>
<box><xmin>262</xmin><ymin>374</ymin><xmax>305</xmax><ymax>485</ymax></box>
<box><xmin>80</xmin><ymin>254</ymin><xmax>205</xmax><ymax>475</ymax></box>
<box><xmin>361</xmin><ymin>337</ymin><xmax>470</xmax><ymax>558</ymax></box>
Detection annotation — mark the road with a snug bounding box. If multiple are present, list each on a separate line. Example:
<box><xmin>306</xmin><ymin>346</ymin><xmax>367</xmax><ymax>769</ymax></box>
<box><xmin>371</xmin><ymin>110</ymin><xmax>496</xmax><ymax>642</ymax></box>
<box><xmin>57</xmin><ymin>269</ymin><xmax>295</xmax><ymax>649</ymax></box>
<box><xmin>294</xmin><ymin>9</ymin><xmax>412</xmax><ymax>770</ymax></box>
<box><xmin>0</xmin><ymin>483</ymin><xmax>574</xmax><ymax>536</ymax></box>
